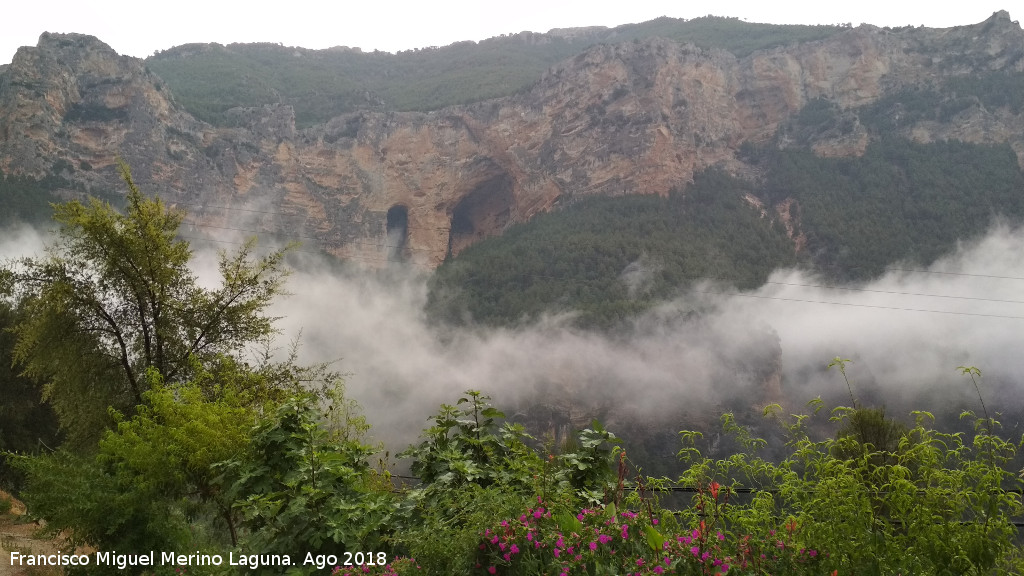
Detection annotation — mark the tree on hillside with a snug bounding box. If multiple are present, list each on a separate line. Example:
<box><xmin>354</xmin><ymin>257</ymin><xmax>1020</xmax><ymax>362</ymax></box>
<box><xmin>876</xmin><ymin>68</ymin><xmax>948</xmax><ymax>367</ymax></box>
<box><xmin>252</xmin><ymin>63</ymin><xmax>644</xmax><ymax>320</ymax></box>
<box><xmin>7</xmin><ymin>161</ymin><xmax>292</xmax><ymax>444</ymax></box>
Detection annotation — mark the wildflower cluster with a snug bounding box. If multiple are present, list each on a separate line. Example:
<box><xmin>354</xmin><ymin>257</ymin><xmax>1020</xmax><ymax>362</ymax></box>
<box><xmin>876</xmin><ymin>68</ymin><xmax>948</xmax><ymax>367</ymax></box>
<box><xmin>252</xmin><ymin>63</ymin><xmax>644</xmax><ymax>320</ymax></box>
<box><xmin>475</xmin><ymin>496</ymin><xmax>830</xmax><ymax>575</ymax></box>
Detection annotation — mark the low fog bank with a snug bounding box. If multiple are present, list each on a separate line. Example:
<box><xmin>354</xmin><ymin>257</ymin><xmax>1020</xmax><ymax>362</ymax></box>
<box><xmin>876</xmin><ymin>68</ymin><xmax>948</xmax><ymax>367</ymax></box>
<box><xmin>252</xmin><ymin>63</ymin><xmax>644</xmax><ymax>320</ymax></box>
<box><xmin>275</xmin><ymin>225</ymin><xmax>1024</xmax><ymax>452</ymax></box>
<box><xmin>3</xmin><ymin>221</ymin><xmax>1023</xmax><ymax>456</ymax></box>
<box><xmin>0</xmin><ymin>224</ymin><xmax>48</xmax><ymax>261</ymax></box>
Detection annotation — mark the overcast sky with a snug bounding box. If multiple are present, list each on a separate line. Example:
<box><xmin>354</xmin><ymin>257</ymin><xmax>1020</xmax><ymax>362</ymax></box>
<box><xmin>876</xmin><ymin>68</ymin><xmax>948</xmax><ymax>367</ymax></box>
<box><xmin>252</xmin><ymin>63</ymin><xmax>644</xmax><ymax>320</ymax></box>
<box><xmin>2</xmin><ymin>1</ymin><xmax>1018</xmax><ymax>65</ymax></box>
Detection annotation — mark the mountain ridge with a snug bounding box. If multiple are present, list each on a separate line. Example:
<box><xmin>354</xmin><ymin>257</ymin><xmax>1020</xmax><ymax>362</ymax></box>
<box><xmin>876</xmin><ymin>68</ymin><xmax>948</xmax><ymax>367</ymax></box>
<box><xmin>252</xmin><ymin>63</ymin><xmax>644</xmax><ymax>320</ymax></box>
<box><xmin>0</xmin><ymin>12</ymin><xmax>1022</xmax><ymax>269</ymax></box>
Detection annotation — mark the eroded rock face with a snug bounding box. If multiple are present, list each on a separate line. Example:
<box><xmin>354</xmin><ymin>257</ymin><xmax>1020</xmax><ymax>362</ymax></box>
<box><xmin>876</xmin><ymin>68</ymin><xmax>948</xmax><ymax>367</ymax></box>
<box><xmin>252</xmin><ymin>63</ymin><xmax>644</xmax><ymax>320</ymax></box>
<box><xmin>2</xmin><ymin>13</ymin><xmax>1024</xmax><ymax>266</ymax></box>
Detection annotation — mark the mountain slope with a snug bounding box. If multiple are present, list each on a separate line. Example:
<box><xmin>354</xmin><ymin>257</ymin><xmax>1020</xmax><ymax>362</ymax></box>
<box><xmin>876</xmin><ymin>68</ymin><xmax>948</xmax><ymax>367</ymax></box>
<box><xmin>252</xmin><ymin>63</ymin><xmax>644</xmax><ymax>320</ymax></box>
<box><xmin>0</xmin><ymin>12</ymin><xmax>1022</xmax><ymax>272</ymax></box>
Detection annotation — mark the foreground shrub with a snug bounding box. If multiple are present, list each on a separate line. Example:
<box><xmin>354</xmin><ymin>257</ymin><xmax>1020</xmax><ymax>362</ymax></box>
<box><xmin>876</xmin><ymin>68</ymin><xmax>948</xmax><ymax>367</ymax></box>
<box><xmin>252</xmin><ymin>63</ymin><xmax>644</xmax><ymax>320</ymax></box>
<box><xmin>673</xmin><ymin>403</ymin><xmax>1024</xmax><ymax>575</ymax></box>
<box><xmin>393</xmin><ymin>391</ymin><xmax>621</xmax><ymax>575</ymax></box>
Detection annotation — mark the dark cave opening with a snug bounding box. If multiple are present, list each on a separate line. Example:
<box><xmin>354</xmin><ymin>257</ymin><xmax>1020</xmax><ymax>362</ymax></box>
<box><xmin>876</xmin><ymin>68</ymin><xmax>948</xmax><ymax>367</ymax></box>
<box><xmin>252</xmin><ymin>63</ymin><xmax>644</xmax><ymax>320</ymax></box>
<box><xmin>447</xmin><ymin>174</ymin><xmax>515</xmax><ymax>257</ymax></box>
<box><xmin>386</xmin><ymin>205</ymin><xmax>408</xmax><ymax>261</ymax></box>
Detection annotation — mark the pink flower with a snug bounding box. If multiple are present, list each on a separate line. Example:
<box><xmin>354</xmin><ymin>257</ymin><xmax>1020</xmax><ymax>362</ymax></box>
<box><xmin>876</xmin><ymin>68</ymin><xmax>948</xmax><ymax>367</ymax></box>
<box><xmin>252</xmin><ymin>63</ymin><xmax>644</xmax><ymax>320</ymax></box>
<box><xmin>510</xmin><ymin>545</ymin><xmax>519</xmax><ymax>554</ymax></box>
<box><xmin>589</xmin><ymin>541</ymin><xmax>598</xmax><ymax>551</ymax></box>
<box><xmin>487</xmin><ymin>567</ymin><xmax>496</xmax><ymax>575</ymax></box>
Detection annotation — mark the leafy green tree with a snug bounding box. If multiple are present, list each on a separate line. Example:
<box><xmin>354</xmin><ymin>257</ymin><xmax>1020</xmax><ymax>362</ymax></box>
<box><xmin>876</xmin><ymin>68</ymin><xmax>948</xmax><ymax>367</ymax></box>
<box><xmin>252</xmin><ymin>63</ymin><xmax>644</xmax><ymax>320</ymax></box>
<box><xmin>399</xmin><ymin>390</ymin><xmax>539</xmax><ymax>491</ymax></box>
<box><xmin>216</xmin><ymin>393</ymin><xmax>395</xmax><ymax>568</ymax></box>
<box><xmin>8</xmin><ymin>161</ymin><xmax>292</xmax><ymax>444</ymax></box>
<box><xmin>12</xmin><ymin>356</ymin><xmax>339</xmax><ymax>570</ymax></box>
<box><xmin>393</xmin><ymin>391</ymin><xmax>622</xmax><ymax>574</ymax></box>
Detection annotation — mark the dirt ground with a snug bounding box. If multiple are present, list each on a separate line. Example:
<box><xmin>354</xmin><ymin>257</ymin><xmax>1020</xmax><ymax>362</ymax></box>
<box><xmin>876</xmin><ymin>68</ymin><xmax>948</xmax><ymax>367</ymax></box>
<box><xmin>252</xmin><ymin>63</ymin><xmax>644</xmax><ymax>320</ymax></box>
<box><xmin>0</xmin><ymin>490</ymin><xmax>62</xmax><ymax>576</ymax></box>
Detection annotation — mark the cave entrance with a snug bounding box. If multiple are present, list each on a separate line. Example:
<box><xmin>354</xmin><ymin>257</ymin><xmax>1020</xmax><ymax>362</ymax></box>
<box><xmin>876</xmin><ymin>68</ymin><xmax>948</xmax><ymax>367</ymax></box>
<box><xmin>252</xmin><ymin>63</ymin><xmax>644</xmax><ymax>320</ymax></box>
<box><xmin>448</xmin><ymin>174</ymin><xmax>515</xmax><ymax>257</ymax></box>
<box><xmin>386</xmin><ymin>205</ymin><xmax>408</xmax><ymax>261</ymax></box>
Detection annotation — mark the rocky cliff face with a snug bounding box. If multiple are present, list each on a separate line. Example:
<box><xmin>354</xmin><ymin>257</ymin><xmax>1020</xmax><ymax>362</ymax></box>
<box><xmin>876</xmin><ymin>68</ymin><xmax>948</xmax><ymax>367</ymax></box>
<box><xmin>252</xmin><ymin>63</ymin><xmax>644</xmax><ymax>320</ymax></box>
<box><xmin>2</xmin><ymin>12</ymin><xmax>1023</xmax><ymax>266</ymax></box>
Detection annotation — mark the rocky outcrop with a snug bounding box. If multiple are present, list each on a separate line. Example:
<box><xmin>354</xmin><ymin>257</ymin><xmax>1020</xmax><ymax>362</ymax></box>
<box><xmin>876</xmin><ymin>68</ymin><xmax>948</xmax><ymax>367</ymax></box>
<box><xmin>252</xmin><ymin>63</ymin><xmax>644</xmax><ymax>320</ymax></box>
<box><xmin>2</xmin><ymin>12</ymin><xmax>1024</xmax><ymax>267</ymax></box>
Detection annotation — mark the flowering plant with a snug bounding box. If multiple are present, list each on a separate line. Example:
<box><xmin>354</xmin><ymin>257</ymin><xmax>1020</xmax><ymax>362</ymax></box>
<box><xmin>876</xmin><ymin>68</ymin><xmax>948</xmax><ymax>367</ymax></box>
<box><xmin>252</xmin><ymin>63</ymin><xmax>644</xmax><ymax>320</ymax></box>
<box><xmin>475</xmin><ymin>494</ymin><xmax>829</xmax><ymax>575</ymax></box>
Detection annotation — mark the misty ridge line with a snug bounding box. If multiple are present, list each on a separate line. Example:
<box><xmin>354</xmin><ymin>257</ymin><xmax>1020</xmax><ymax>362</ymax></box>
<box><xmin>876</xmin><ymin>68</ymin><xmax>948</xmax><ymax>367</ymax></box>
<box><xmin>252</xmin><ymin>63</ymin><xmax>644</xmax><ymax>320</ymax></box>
<box><xmin>6</xmin><ymin>221</ymin><xmax>1024</xmax><ymax>453</ymax></box>
<box><xmin>143</xmin><ymin>195</ymin><xmax>1024</xmax><ymax>312</ymax></box>
<box><xmin>173</xmin><ymin>223</ymin><xmax>1024</xmax><ymax>317</ymax></box>
<box><xmin>9</xmin><ymin>218</ymin><xmax>1024</xmax><ymax>318</ymax></box>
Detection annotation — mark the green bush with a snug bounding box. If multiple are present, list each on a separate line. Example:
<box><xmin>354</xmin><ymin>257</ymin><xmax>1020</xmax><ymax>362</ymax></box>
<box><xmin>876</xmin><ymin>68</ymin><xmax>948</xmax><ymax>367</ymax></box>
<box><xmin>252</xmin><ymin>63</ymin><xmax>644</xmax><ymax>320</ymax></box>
<box><xmin>671</xmin><ymin>402</ymin><xmax>1024</xmax><ymax>574</ymax></box>
<box><xmin>216</xmin><ymin>394</ymin><xmax>396</xmax><ymax>572</ymax></box>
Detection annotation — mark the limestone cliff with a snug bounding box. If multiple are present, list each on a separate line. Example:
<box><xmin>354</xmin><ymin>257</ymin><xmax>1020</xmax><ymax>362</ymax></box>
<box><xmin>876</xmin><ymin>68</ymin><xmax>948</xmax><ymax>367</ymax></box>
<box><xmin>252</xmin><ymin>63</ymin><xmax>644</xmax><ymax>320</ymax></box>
<box><xmin>2</xmin><ymin>12</ymin><xmax>1023</xmax><ymax>266</ymax></box>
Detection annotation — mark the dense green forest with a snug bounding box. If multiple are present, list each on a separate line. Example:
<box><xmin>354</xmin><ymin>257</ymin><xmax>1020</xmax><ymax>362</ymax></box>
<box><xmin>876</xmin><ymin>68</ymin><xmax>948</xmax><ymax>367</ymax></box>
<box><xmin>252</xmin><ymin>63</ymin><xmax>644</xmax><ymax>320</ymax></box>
<box><xmin>763</xmin><ymin>138</ymin><xmax>1024</xmax><ymax>279</ymax></box>
<box><xmin>145</xmin><ymin>17</ymin><xmax>843</xmax><ymax>127</ymax></box>
<box><xmin>428</xmin><ymin>136</ymin><xmax>1024</xmax><ymax>327</ymax></box>
<box><xmin>427</xmin><ymin>169</ymin><xmax>796</xmax><ymax>328</ymax></box>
